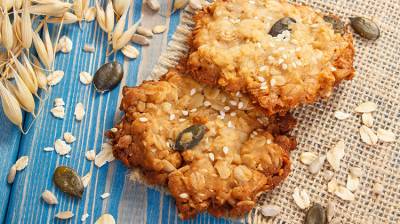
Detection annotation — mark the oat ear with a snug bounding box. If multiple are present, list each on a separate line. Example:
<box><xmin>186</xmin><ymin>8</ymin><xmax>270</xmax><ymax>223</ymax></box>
<box><xmin>95</xmin><ymin>0</ymin><xmax>107</xmax><ymax>32</ymax></box>
<box><xmin>0</xmin><ymin>81</ymin><xmax>23</xmax><ymax>130</ymax></box>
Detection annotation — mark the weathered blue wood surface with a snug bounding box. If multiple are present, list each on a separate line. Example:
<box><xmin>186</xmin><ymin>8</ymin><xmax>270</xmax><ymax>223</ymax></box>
<box><xmin>1</xmin><ymin>1</ymin><xmax>243</xmax><ymax>223</ymax></box>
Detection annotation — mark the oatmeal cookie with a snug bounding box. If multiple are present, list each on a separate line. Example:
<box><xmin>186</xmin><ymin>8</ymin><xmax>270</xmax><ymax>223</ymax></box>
<box><xmin>108</xmin><ymin>69</ymin><xmax>296</xmax><ymax>219</ymax></box>
<box><xmin>187</xmin><ymin>0</ymin><xmax>355</xmax><ymax>115</ymax></box>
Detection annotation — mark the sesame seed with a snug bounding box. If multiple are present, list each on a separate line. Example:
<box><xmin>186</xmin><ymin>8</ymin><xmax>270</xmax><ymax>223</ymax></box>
<box><xmin>190</xmin><ymin>88</ymin><xmax>196</xmax><ymax>96</ymax></box>
<box><xmin>266</xmin><ymin>139</ymin><xmax>272</xmax><ymax>144</ymax></box>
<box><xmin>179</xmin><ymin>193</ymin><xmax>189</xmax><ymax>199</ymax></box>
<box><xmin>169</xmin><ymin>114</ymin><xmax>175</xmax><ymax>121</ymax></box>
<box><xmin>259</xmin><ymin>66</ymin><xmax>267</xmax><ymax>72</ymax></box>
<box><xmin>230</xmin><ymin>112</ymin><xmax>237</xmax><ymax>117</ymax></box>
<box><xmin>223</xmin><ymin>146</ymin><xmax>229</xmax><ymax>154</ymax></box>
<box><xmin>139</xmin><ymin>117</ymin><xmax>148</xmax><ymax>122</ymax></box>
<box><xmin>227</xmin><ymin>121</ymin><xmax>234</xmax><ymax>128</ymax></box>
<box><xmin>190</xmin><ymin>108</ymin><xmax>197</xmax><ymax>113</ymax></box>
<box><xmin>224</xmin><ymin>106</ymin><xmax>230</xmax><ymax>111</ymax></box>
<box><xmin>257</xmin><ymin>76</ymin><xmax>266</xmax><ymax>82</ymax></box>
<box><xmin>270</xmin><ymin>79</ymin><xmax>276</xmax><ymax>86</ymax></box>
<box><xmin>182</xmin><ymin>110</ymin><xmax>189</xmax><ymax>116</ymax></box>
<box><xmin>208</xmin><ymin>153</ymin><xmax>215</xmax><ymax>161</ymax></box>
<box><xmin>229</xmin><ymin>100</ymin><xmax>238</xmax><ymax>106</ymax></box>
<box><xmin>219</xmin><ymin>111</ymin><xmax>226</xmax><ymax>117</ymax></box>
<box><xmin>282</xmin><ymin>64</ymin><xmax>288</xmax><ymax>70</ymax></box>
<box><xmin>204</xmin><ymin>101</ymin><xmax>211</xmax><ymax>107</ymax></box>
<box><xmin>179</xmin><ymin>118</ymin><xmax>186</xmax><ymax>122</ymax></box>
<box><xmin>235</xmin><ymin>91</ymin><xmax>242</xmax><ymax>97</ymax></box>
<box><xmin>238</xmin><ymin>102</ymin><xmax>244</xmax><ymax>109</ymax></box>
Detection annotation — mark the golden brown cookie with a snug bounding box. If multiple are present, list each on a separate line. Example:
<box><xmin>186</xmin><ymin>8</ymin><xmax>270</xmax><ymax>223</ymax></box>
<box><xmin>187</xmin><ymin>0</ymin><xmax>354</xmax><ymax>115</ymax></box>
<box><xmin>108</xmin><ymin>69</ymin><xmax>297</xmax><ymax>219</ymax></box>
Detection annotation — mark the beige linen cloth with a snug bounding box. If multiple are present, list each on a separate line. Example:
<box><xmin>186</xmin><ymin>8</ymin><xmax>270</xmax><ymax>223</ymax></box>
<box><xmin>144</xmin><ymin>0</ymin><xmax>400</xmax><ymax>223</ymax></box>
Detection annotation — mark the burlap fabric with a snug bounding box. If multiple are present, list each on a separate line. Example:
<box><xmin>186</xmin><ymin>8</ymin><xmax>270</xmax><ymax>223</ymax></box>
<box><xmin>146</xmin><ymin>1</ymin><xmax>400</xmax><ymax>223</ymax></box>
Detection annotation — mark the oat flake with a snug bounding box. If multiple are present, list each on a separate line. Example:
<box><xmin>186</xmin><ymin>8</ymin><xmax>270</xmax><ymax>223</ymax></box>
<box><xmin>359</xmin><ymin>125</ymin><xmax>378</xmax><ymax>145</ymax></box>
<box><xmin>74</xmin><ymin>103</ymin><xmax>85</xmax><ymax>121</ymax></box>
<box><xmin>85</xmin><ymin>150</ymin><xmax>96</xmax><ymax>161</ymax></box>
<box><xmin>334</xmin><ymin>111</ymin><xmax>351</xmax><ymax>120</ymax></box>
<box><xmin>326</xmin><ymin>140</ymin><xmax>345</xmax><ymax>171</ymax></box>
<box><xmin>81</xmin><ymin>172</ymin><xmax>91</xmax><ymax>188</ymax></box>
<box><xmin>94</xmin><ymin>143</ymin><xmax>115</xmax><ymax>167</ymax></box>
<box><xmin>354</xmin><ymin>101</ymin><xmax>377</xmax><ymax>113</ymax></box>
<box><xmin>334</xmin><ymin>186</ymin><xmax>355</xmax><ymax>201</ymax></box>
<box><xmin>95</xmin><ymin>214</ymin><xmax>115</xmax><ymax>224</ymax></box>
<box><xmin>346</xmin><ymin>174</ymin><xmax>360</xmax><ymax>192</ymax></box>
<box><xmin>376</xmin><ymin>128</ymin><xmax>395</xmax><ymax>142</ymax></box>
<box><xmin>41</xmin><ymin>190</ymin><xmax>58</xmax><ymax>205</ymax></box>
<box><xmin>54</xmin><ymin>98</ymin><xmax>65</xmax><ymax>107</ymax></box>
<box><xmin>81</xmin><ymin>213</ymin><xmax>89</xmax><ymax>222</ymax></box>
<box><xmin>15</xmin><ymin>156</ymin><xmax>29</xmax><ymax>171</ymax></box>
<box><xmin>373</xmin><ymin>182</ymin><xmax>384</xmax><ymax>195</ymax></box>
<box><xmin>54</xmin><ymin>139</ymin><xmax>71</xmax><ymax>155</ymax></box>
<box><xmin>7</xmin><ymin>165</ymin><xmax>16</xmax><ymax>184</ymax></box>
<box><xmin>43</xmin><ymin>147</ymin><xmax>55</xmax><ymax>152</ymax></box>
<box><xmin>57</xmin><ymin>36</ymin><xmax>73</xmax><ymax>53</ymax></box>
<box><xmin>55</xmin><ymin>211</ymin><xmax>74</xmax><ymax>220</ymax></box>
<box><xmin>47</xmin><ymin>70</ymin><xmax>64</xmax><ymax>86</ymax></box>
<box><xmin>292</xmin><ymin>187</ymin><xmax>310</xmax><ymax>209</ymax></box>
<box><xmin>101</xmin><ymin>192</ymin><xmax>110</xmax><ymax>199</ymax></box>
<box><xmin>299</xmin><ymin>152</ymin><xmax>318</xmax><ymax>165</ymax></box>
<box><xmin>153</xmin><ymin>25</ymin><xmax>166</xmax><ymax>34</ymax></box>
<box><xmin>362</xmin><ymin>113</ymin><xmax>374</xmax><ymax>127</ymax></box>
<box><xmin>79</xmin><ymin>71</ymin><xmax>93</xmax><ymax>85</ymax></box>
<box><xmin>63</xmin><ymin>132</ymin><xmax>76</xmax><ymax>144</ymax></box>
<box><xmin>261</xmin><ymin>204</ymin><xmax>281</xmax><ymax>217</ymax></box>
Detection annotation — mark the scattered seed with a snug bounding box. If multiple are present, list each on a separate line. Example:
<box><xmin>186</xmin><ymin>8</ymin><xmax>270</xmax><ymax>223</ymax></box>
<box><xmin>63</xmin><ymin>132</ymin><xmax>76</xmax><ymax>144</ymax></box>
<box><xmin>304</xmin><ymin>204</ymin><xmax>326</xmax><ymax>224</ymax></box>
<box><xmin>349</xmin><ymin>167</ymin><xmax>363</xmax><ymax>178</ymax></box>
<box><xmin>7</xmin><ymin>165</ymin><xmax>17</xmax><ymax>184</ymax></box>
<box><xmin>51</xmin><ymin>106</ymin><xmax>65</xmax><ymax>119</ymax></box>
<box><xmin>95</xmin><ymin>214</ymin><xmax>115</xmax><ymax>224</ymax></box>
<box><xmin>175</xmin><ymin>125</ymin><xmax>207</xmax><ymax>151</ymax></box>
<box><xmin>308</xmin><ymin>155</ymin><xmax>326</xmax><ymax>174</ymax></box>
<box><xmin>121</xmin><ymin>45</ymin><xmax>140</xmax><ymax>59</ymax></box>
<box><xmin>362</xmin><ymin>113</ymin><xmax>374</xmax><ymax>127</ymax></box>
<box><xmin>41</xmin><ymin>190</ymin><xmax>58</xmax><ymax>205</ymax></box>
<box><xmin>53</xmin><ymin>166</ymin><xmax>84</xmax><ymax>198</ymax></box>
<box><xmin>346</xmin><ymin>173</ymin><xmax>360</xmax><ymax>192</ymax></box>
<box><xmin>57</xmin><ymin>36</ymin><xmax>73</xmax><ymax>53</ymax></box>
<box><xmin>101</xmin><ymin>192</ymin><xmax>110</xmax><ymax>199</ymax></box>
<box><xmin>95</xmin><ymin>143</ymin><xmax>115</xmax><ymax>167</ymax></box>
<box><xmin>326</xmin><ymin>201</ymin><xmax>336</xmax><ymax>222</ymax></box>
<box><xmin>93</xmin><ymin>62</ymin><xmax>124</xmax><ymax>93</ymax></box>
<box><xmin>54</xmin><ymin>139</ymin><xmax>72</xmax><ymax>155</ymax></box>
<box><xmin>47</xmin><ymin>70</ymin><xmax>65</xmax><ymax>86</ymax></box>
<box><xmin>359</xmin><ymin>125</ymin><xmax>378</xmax><ymax>145</ymax></box>
<box><xmin>81</xmin><ymin>213</ymin><xmax>89</xmax><ymax>222</ymax></box>
<box><xmin>376</xmin><ymin>128</ymin><xmax>395</xmax><ymax>142</ymax></box>
<box><xmin>85</xmin><ymin>150</ymin><xmax>96</xmax><ymax>161</ymax></box>
<box><xmin>54</xmin><ymin>98</ymin><xmax>65</xmax><ymax>107</ymax></box>
<box><xmin>354</xmin><ymin>101</ymin><xmax>377</xmax><ymax>113</ymax></box>
<box><xmin>334</xmin><ymin>111</ymin><xmax>351</xmax><ymax>120</ymax></box>
<box><xmin>74</xmin><ymin>102</ymin><xmax>85</xmax><ymax>121</ymax></box>
<box><xmin>350</xmin><ymin>17</ymin><xmax>380</xmax><ymax>40</ymax></box>
<box><xmin>326</xmin><ymin>140</ymin><xmax>345</xmax><ymax>171</ymax></box>
<box><xmin>15</xmin><ymin>156</ymin><xmax>29</xmax><ymax>171</ymax></box>
<box><xmin>372</xmin><ymin>182</ymin><xmax>384</xmax><ymax>195</ymax></box>
<box><xmin>292</xmin><ymin>187</ymin><xmax>311</xmax><ymax>209</ymax></box>
<box><xmin>260</xmin><ymin>204</ymin><xmax>281</xmax><ymax>217</ymax></box>
<box><xmin>79</xmin><ymin>71</ymin><xmax>93</xmax><ymax>85</ymax></box>
<box><xmin>131</xmin><ymin>34</ymin><xmax>150</xmax><ymax>46</ymax></box>
<box><xmin>44</xmin><ymin>147</ymin><xmax>55</xmax><ymax>152</ymax></box>
<box><xmin>334</xmin><ymin>185</ymin><xmax>355</xmax><ymax>201</ymax></box>
<box><xmin>152</xmin><ymin>25</ymin><xmax>166</xmax><ymax>34</ymax></box>
<box><xmin>55</xmin><ymin>211</ymin><xmax>74</xmax><ymax>220</ymax></box>
<box><xmin>136</xmin><ymin>26</ymin><xmax>153</xmax><ymax>37</ymax></box>
<box><xmin>81</xmin><ymin>172</ymin><xmax>91</xmax><ymax>187</ymax></box>
<box><xmin>269</xmin><ymin>17</ymin><xmax>296</xmax><ymax>37</ymax></box>
<box><xmin>300</xmin><ymin>152</ymin><xmax>318</xmax><ymax>165</ymax></box>
<box><xmin>323</xmin><ymin>170</ymin><xmax>334</xmax><ymax>181</ymax></box>
<box><xmin>208</xmin><ymin>152</ymin><xmax>215</xmax><ymax>161</ymax></box>
<box><xmin>83</xmin><ymin>44</ymin><xmax>95</xmax><ymax>52</ymax></box>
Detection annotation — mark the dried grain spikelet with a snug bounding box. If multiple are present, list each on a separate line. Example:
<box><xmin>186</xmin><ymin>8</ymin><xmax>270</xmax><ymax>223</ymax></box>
<box><xmin>30</xmin><ymin>2</ymin><xmax>72</xmax><ymax>17</ymax></box>
<box><xmin>1</xmin><ymin>0</ymin><xmax>13</xmax><ymax>11</ymax></box>
<box><xmin>7</xmin><ymin>165</ymin><xmax>17</xmax><ymax>184</ymax></box>
<box><xmin>55</xmin><ymin>211</ymin><xmax>74</xmax><ymax>220</ymax></box>
<box><xmin>326</xmin><ymin>140</ymin><xmax>345</xmax><ymax>171</ymax></box>
<box><xmin>121</xmin><ymin>45</ymin><xmax>139</xmax><ymax>59</ymax></box>
<box><xmin>79</xmin><ymin>71</ymin><xmax>93</xmax><ymax>84</ymax></box>
<box><xmin>346</xmin><ymin>174</ymin><xmax>360</xmax><ymax>192</ymax></box>
<box><xmin>73</xmin><ymin>0</ymin><xmax>83</xmax><ymax>19</ymax></box>
<box><xmin>13</xmin><ymin>11</ymin><xmax>22</xmax><ymax>45</ymax></box>
<box><xmin>292</xmin><ymin>187</ymin><xmax>310</xmax><ymax>209</ymax></box>
<box><xmin>33</xmin><ymin>31</ymin><xmax>51</xmax><ymax>68</ymax></box>
<box><xmin>21</xmin><ymin>2</ymin><xmax>33</xmax><ymax>49</ymax></box>
<box><xmin>334</xmin><ymin>186</ymin><xmax>355</xmax><ymax>201</ymax></box>
<box><xmin>173</xmin><ymin>0</ymin><xmax>188</xmax><ymax>12</ymax></box>
<box><xmin>21</xmin><ymin>53</ymin><xmax>39</xmax><ymax>93</ymax></box>
<box><xmin>131</xmin><ymin>34</ymin><xmax>149</xmax><ymax>45</ymax></box>
<box><xmin>56</xmin><ymin>35</ymin><xmax>73</xmax><ymax>53</ymax></box>
<box><xmin>105</xmin><ymin>0</ymin><xmax>115</xmax><ymax>33</ymax></box>
<box><xmin>14</xmin><ymin>0</ymin><xmax>23</xmax><ymax>9</ymax></box>
<box><xmin>299</xmin><ymin>152</ymin><xmax>318</xmax><ymax>165</ymax></box>
<box><xmin>82</xmin><ymin>0</ymin><xmax>90</xmax><ymax>14</ymax></box>
<box><xmin>334</xmin><ymin>111</ymin><xmax>351</xmax><ymax>120</ymax></box>
<box><xmin>95</xmin><ymin>214</ymin><xmax>115</xmax><ymax>224</ymax></box>
<box><xmin>81</xmin><ymin>172</ymin><xmax>91</xmax><ymax>187</ymax></box>
<box><xmin>33</xmin><ymin>58</ymin><xmax>48</xmax><ymax>90</ymax></box>
<box><xmin>5</xmin><ymin>74</ymin><xmax>35</xmax><ymax>113</ymax></box>
<box><xmin>152</xmin><ymin>25</ymin><xmax>166</xmax><ymax>34</ymax></box>
<box><xmin>13</xmin><ymin>58</ymin><xmax>37</xmax><ymax>94</ymax></box>
<box><xmin>84</xmin><ymin>7</ymin><xmax>96</xmax><ymax>21</ymax></box>
<box><xmin>146</xmin><ymin>0</ymin><xmax>160</xmax><ymax>11</ymax></box>
<box><xmin>50</xmin><ymin>106</ymin><xmax>65</xmax><ymax>119</ymax></box>
<box><xmin>112</xmin><ymin>7</ymin><xmax>129</xmax><ymax>47</ymax></box>
<box><xmin>136</xmin><ymin>26</ymin><xmax>153</xmax><ymax>37</ymax></box>
<box><xmin>0</xmin><ymin>82</ymin><xmax>23</xmax><ymax>129</ymax></box>
<box><xmin>354</xmin><ymin>101</ymin><xmax>377</xmax><ymax>113</ymax></box>
<box><xmin>63</xmin><ymin>132</ymin><xmax>76</xmax><ymax>143</ymax></box>
<box><xmin>376</xmin><ymin>128</ymin><xmax>395</xmax><ymax>142</ymax></box>
<box><xmin>2</xmin><ymin>12</ymin><xmax>13</xmax><ymax>50</ymax></box>
<box><xmin>15</xmin><ymin>156</ymin><xmax>29</xmax><ymax>171</ymax></box>
<box><xmin>359</xmin><ymin>125</ymin><xmax>378</xmax><ymax>145</ymax></box>
<box><xmin>75</xmin><ymin>102</ymin><xmax>85</xmax><ymax>121</ymax></box>
<box><xmin>41</xmin><ymin>190</ymin><xmax>58</xmax><ymax>205</ymax></box>
<box><xmin>113</xmin><ymin>0</ymin><xmax>130</xmax><ymax>16</ymax></box>
<box><xmin>95</xmin><ymin>0</ymin><xmax>107</xmax><ymax>32</ymax></box>
<box><xmin>47</xmin><ymin>12</ymin><xmax>79</xmax><ymax>24</ymax></box>
<box><xmin>362</xmin><ymin>113</ymin><xmax>374</xmax><ymax>127</ymax></box>
<box><xmin>43</xmin><ymin>23</ymin><xmax>54</xmax><ymax>66</ymax></box>
<box><xmin>47</xmin><ymin>70</ymin><xmax>64</xmax><ymax>86</ymax></box>
<box><xmin>112</xmin><ymin>17</ymin><xmax>142</xmax><ymax>50</ymax></box>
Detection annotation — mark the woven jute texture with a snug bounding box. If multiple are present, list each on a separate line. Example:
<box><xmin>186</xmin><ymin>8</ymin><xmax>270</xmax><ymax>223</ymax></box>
<box><xmin>145</xmin><ymin>1</ymin><xmax>400</xmax><ymax>223</ymax></box>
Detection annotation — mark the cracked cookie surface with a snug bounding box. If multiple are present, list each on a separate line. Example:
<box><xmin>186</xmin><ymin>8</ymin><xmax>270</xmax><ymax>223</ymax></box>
<box><xmin>187</xmin><ymin>0</ymin><xmax>354</xmax><ymax>115</ymax></box>
<box><xmin>108</xmin><ymin>69</ymin><xmax>296</xmax><ymax>219</ymax></box>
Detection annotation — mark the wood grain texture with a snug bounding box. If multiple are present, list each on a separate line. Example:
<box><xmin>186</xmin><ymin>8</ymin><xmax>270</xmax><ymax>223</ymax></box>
<box><xmin>2</xmin><ymin>1</ymin><xmax>244</xmax><ymax>223</ymax></box>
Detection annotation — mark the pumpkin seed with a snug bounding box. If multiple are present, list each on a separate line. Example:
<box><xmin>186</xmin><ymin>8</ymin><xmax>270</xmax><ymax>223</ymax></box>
<box><xmin>53</xmin><ymin>166</ymin><xmax>84</xmax><ymax>198</ymax></box>
<box><xmin>268</xmin><ymin>17</ymin><xmax>296</xmax><ymax>37</ymax></box>
<box><xmin>323</xmin><ymin>15</ymin><xmax>345</xmax><ymax>34</ymax></box>
<box><xmin>93</xmin><ymin>62</ymin><xmax>123</xmax><ymax>93</ymax></box>
<box><xmin>175</xmin><ymin>124</ymin><xmax>207</xmax><ymax>151</ymax></box>
<box><xmin>304</xmin><ymin>204</ymin><xmax>326</xmax><ymax>224</ymax></box>
<box><xmin>350</xmin><ymin>17</ymin><xmax>380</xmax><ymax>40</ymax></box>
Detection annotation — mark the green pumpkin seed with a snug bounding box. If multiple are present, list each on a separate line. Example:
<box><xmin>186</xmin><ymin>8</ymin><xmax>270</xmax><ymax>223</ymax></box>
<box><xmin>350</xmin><ymin>17</ymin><xmax>380</xmax><ymax>40</ymax></box>
<box><xmin>304</xmin><ymin>203</ymin><xmax>327</xmax><ymax>224</ymax></box>
<box><xmin>93</xmin><ymin>62</ymin><xmax>124</xmax><ymax>93</ymax></box>
<box><xmin>323</xmin><ymin>15</ymin><xmax>345</xmax><ymax>35</ymax></box>
<box><xmin>175</xmin><ymin>124</ymin><xmax>207</xmax><ymax>151</ymax></box>
<box><xmin>53</xmin><ymin>166</ymin><xmax>84</xmax><ymax>198</ymax></box>
<box><xmin>268</xmin><ymin>17</ymin><xmax>296</xmax><ymax>37</ymax></box>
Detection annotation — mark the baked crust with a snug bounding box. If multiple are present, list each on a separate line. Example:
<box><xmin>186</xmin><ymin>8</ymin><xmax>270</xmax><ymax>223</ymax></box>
<box><xmin>187</xmin><ymin>0</ymin><xmax>355</xmax><ymax>115</ymax></box>
<box><xmin>108</xmin><ymin>69</ymin><xmax>297</xmax><ymax>219</ymax></box>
